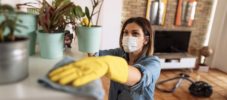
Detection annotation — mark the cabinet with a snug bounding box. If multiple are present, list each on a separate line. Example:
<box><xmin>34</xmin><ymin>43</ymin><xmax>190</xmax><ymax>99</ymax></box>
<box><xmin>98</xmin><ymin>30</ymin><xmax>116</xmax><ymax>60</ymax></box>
<box><xmin>154</xmin><ymin>53</ymin><xmax>196</xmax><ymax>69</ymax></box>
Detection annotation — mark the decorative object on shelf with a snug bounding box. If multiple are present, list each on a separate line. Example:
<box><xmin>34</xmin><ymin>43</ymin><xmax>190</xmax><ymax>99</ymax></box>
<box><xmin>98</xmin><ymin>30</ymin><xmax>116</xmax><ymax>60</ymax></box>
<box><xmin>175</xmin><ymin>0</ymin><xmax>182</xmax><ymax>26</ymax></box>
<box><xmin>64</xmin><ymin>22</ymin><xmax>75</xmax><ymax>48</ymax></box>
<box><xmin>37</xmin><ymin>0</ymin><xmax>77</xmax><ymax>59</ymax></box>
<box><xmin>75</xmin><ymin>0</ymin><xmax>104</xmax><ymax>53</ymax></box>
<box><xmin>181</xmin><ymin>0</ymin><xmax>188</xmax><ymax>25</ymax></box>
<box><xmin>0</xmin><ymin>4</ymin><xmax>29</xmax><ymax>84</ymax></box>
<box><xmin>146</xmin><ymin>0</ymin><xmax>168</xmax><ymax>25</ymax></box>
<box><xmin>197</xmin><ymin>46</ymin><xmax>213</xmax><ymax>72</ymax></box>
<box><xmin>175</xmin><ymin>0</ymin><xmax>197</xmax><ymax>26</ymax></box>
<box><xmin>64</xmin><ymin>30</ymin><xmax>73</xmax><ymax>48</ymax></box>
<box><xmin>186</xmin><ymin>0</ymin><xmax>197</xmax><ymax>26</ymax></box>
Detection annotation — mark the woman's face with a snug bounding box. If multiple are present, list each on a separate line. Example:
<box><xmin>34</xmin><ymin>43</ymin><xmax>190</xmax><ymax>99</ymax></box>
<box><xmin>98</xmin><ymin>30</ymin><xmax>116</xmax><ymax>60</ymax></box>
<box><xmin>122</xmin><ymin>23</ymin><xmax>148</xmax><ymax>53</ymax></box>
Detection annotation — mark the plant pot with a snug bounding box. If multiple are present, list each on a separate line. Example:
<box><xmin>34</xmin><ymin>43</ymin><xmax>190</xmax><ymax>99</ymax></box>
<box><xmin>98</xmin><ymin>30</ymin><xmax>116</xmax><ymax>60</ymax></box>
<box><xmin>37</xmin><ymin>31</ymin><xmax>64</xmax><ymax>59</ymax></box>
<box><xmin>0</xmin><ymin>37</ymin><xmax>29</xmax><ymax>84</ymax></box>
<box><xmin>198</xmin><ymin>64</ymin><xmax>209</xmax><ymax>72</ymax></box>
<box><xmin>0</xmin><ymin>13</ymin><xmax>37</xmax><ymax>55</ymax></box>
<box><xmin>76</xmin><ymin>26</ymin><xmax>102</xmax><ymax>53</ymax></box>
<box><xmin>17</xmin><ymin>13</ymin><xmax>37</xmax><ymax>55</ymax></box>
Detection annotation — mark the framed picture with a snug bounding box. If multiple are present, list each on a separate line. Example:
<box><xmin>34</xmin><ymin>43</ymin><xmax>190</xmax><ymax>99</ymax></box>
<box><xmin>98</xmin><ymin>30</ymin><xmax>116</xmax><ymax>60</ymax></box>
<box><xmin>146</xmin><ymin>0</ymin><xmax>168</xmax><ymax>25</ymax></box>
<box><xmin>175</xmin><ymin>0</ymin><xmax>197</xmax><ymax>26</ymax></box>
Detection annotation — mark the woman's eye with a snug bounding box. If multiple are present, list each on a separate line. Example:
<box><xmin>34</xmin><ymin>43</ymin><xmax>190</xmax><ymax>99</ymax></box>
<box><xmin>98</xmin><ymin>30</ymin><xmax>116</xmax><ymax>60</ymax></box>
<box><xmin>132</xmin><ymin>32</ymin><xmax>139</xmax><ymax>37</ymax></box>
<box><xmin>123</xmin><ymin>32</ymin><xmax>128</xmax><ymax>36</ymax></box>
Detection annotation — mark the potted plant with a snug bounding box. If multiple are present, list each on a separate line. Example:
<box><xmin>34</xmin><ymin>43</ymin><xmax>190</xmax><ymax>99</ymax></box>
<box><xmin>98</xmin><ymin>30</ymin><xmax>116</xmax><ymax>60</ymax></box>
<box><xmin>75</xmin><ymin>0</ymin><xmax>104</xmax><ymax>53</ymax></box>
<box><xmin>0</xmin><ymin>5</ymin><xmax>29</xmax><ymax>84</ymax></box>
<box><xmin>0</xmin><ymin>3</ymin><xmax>37</xmax><ymax>56</ymax></box>
<box><xmin>37</xmin><ymin>0</ymin><xmax>77</xmax><ymax>59</ymax></box>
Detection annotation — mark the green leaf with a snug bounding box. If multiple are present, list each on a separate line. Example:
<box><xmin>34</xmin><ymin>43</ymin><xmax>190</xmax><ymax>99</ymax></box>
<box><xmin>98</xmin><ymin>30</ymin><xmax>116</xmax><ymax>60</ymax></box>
<box><xmin>0</xmin><ymin>4</ymin><xmax>15</xmax><ymax>13</ymax></box>
<box><xmin>52</xmin><ymin>3</ymin><xmax>74</xmax><ymax>23</ymax></box>
<box><xmin>73</xmin><ymin>6</ymin><xmax>85</xmax><ymax>18</ymax></box>
<box><xmin>85</xmin><ymin>6</ymin><xmax>91</xmax><ymax>19</ymax></box>
<box><xmin>54</xmin><ymin>0</ymin><xmax>70</xmax><ymax>8</ymax></box>
<box><xmin>16</xmin><ymin>23</ymin><xmax>27</xmax><ymax>29</ymax></box>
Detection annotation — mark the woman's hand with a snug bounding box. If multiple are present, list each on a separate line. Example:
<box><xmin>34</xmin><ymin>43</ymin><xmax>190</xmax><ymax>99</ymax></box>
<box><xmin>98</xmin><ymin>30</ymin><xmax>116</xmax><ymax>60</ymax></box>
<box><xmin>48</xmin><ymin>56</ymin><xmax>129</xmax><ymax>87</ymax></box>
<box><xmin>87</xmin><ymin>53</ymin><xmax>95</xmax><ymax>57</ymax></box>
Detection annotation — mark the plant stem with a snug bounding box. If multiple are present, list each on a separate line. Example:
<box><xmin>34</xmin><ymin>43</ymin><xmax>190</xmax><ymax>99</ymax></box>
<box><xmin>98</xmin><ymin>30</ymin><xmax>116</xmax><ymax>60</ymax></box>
<box><xmin>8</xmin><ymin>33</ymin><xmax>15</xmax><ymax>41</ymax></box>
<box><xmin>0</xmin><ymin>30</ymin><xmax>4</xmax><ymax>42</ymax></box>
<box><xmin>88</xmin><ymin>2</ymin><xmax>95</xmax><ymax>27</ymax></box>
<box><xmin>96</xmin><ymin>0</ymin><xmax>104</xmax><ymax>25</ymax></box>
<box><xmin>91</xmin><ymin>0</ymin><xmax>95</xmax><ymax>6</ymax></box>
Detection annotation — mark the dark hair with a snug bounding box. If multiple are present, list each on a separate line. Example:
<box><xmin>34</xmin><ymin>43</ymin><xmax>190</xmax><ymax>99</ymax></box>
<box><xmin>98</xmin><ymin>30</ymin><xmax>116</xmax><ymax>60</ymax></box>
<box><xmin>119</xmin><ymin>17</ymin><xmax>154</xmax><ymax>56</ymax></box>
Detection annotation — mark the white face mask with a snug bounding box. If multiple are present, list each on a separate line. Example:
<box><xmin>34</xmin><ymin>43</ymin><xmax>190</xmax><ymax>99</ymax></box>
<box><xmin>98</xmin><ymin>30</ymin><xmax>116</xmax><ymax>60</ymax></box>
<box><xmin>122</xmin><ymin>36</ymin><xmax>138</xmax><ymax>53</ymax></box>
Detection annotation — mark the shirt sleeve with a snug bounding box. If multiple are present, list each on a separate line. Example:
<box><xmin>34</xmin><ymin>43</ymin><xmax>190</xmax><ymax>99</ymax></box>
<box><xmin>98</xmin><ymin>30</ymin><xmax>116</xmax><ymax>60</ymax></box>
<box><xmin>94</xmin><ymin>48</ymin><xmax>125</xmax><ymax>57</ymax></box>
<box><xmin>130</xmin><ymin>56</ymin><xmax>161</xmax><ymax>93</ymax></box>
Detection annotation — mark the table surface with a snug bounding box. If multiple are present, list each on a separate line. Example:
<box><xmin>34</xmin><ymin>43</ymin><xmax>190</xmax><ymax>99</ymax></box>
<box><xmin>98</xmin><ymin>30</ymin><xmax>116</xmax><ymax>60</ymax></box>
<box><xmin>0</xmin><ymin>42</ymin><xmax>94</xmax><ymax>100</ymax></box>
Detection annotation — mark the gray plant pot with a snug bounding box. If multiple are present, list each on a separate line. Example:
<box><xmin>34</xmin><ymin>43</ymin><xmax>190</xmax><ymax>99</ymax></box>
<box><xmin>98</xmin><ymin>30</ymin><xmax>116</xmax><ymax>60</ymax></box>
<box><xmin>0</xmin><ymin>37</ymin><xmax>29</xmax><ymax>84</ymax></box>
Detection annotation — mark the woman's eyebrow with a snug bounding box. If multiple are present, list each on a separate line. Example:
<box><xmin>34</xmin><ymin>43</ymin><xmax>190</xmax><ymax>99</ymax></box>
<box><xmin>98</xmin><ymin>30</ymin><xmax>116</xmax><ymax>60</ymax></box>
<box><xmin>131</xmin><ymin>30</ymin><xmax>140</xmax><ymax>32</ymax></box>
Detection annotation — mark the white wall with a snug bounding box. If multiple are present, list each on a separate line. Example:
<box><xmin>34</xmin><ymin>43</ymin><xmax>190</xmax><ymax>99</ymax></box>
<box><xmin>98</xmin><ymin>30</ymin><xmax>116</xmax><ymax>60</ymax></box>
<box><xmin>213</xmin><ymin>11</ymin><xmax>227</xmax><ymax>72</ymax></box>
<box><xmin>1</xmin><ymin>0</ymin><xmax>123</xmax><ymax>50</ymax></box>
<box><xmin>207</xmin><ymin>0</ymin><xmax>227</xmax><ymax>72</ymax></box>
<box><xmin>99</xmin><ymin>0</ymin><xmax>122</xmax><ymax>50</ymax></box>
<box><xmin>74</xmin><ymin>0</ymin><xmax>123</xmax><ymax>50</ymax></box>
<box><xmin>203</xmin><ymin>0</ymin><xmax>217</xmax><ymax>46</ymax></box>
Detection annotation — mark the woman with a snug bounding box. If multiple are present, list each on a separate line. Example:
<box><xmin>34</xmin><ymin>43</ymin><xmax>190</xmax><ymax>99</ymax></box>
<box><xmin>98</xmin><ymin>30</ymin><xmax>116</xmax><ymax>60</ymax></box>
<box><xmin>49</xmin><ymin>17</ymin><xmax>161</xmax><ymax>100</ymax></box>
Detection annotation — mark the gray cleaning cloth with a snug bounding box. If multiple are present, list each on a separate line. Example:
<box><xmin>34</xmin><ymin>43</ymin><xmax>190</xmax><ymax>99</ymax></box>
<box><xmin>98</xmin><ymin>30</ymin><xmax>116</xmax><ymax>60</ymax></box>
<box><xmin>38</xmin><ymin>57</ymin><xmax>105</xmax><ymax>100</ymax></box>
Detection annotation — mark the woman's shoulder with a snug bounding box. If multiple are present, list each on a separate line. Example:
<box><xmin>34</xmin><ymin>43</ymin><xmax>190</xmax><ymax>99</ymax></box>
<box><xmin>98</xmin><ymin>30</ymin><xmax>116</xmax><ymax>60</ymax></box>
<box><xmin>141</xmin><ymin>55</ymin><xmax>160</xmax><ymax>63</ymax></box>
<box><xmin>148</xmin><ymin>55</ymin><xmax>160</xmax><ymax>60</ymax></box>
<box><xmin>134</xmin><ymin>55</ymin><xmax>161</xmax><ymax>70</ymax></box>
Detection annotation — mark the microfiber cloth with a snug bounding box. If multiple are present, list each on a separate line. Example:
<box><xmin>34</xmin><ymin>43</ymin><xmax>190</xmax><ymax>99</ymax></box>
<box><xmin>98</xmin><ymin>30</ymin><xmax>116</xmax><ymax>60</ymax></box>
<box><xmin>38</xmin><ymin>57</ymin><xmax>105</xmax><ymax>100</ymax></box>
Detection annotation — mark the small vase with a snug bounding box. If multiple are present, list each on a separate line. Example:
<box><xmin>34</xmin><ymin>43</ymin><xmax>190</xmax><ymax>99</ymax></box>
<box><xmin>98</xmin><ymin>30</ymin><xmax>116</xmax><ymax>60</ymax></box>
<box><xmin>76</xmin><ymin>26</ymin><xmax>102</xmax><ymax>53</ymax></box>
<box><xmin>37</xmin><ymin>31</ymin><xmax>64</xmax><ymax>59</ymax></box>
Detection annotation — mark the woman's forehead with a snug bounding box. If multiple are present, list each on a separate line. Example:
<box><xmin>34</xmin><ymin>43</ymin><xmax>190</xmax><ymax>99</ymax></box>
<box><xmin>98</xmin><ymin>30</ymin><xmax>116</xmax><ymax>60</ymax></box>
<box><xmin>124</xmin><ymin>23</ymin><xmax>142</xmax><ymax>31</ymax></box>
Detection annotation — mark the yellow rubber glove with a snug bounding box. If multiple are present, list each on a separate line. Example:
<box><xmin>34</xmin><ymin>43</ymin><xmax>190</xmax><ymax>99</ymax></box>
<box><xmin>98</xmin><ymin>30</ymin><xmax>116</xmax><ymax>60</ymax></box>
<box><xmin>48</xmin><ymin>56</ymin><xmax>128</xmax><ymax>87</ymax></box>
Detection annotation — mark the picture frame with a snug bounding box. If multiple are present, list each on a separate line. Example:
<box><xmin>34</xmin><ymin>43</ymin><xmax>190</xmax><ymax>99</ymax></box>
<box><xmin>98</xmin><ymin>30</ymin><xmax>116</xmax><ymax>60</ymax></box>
<box><xmin>175</xmin><ymin>0</ymin><xmax>197</xmax><ymax>26</ymax></box>
<box><xmin>146</xmin><ymin>0</ymin><xmax>168</xmax><ymax>25</ymax></box>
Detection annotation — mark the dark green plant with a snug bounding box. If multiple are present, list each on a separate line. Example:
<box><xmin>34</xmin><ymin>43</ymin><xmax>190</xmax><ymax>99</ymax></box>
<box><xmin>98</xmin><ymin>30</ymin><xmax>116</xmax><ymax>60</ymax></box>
<box><xmin>0</xmin><ymin>4</ymin><xmax>26</xmax><ymax>42</ymax></box>
<box><xmin>67</xmin><ymin>5</ymin><xmax>85</xmax><ymax>25</ymax></box>
<box><xmin>38</xmin><ymin>0</ymin><xmax>82</xmax><ymax>33</ymax></box>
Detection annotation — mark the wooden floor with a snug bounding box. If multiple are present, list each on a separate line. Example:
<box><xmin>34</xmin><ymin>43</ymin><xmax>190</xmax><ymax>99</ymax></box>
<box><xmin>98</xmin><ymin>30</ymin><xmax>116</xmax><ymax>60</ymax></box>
<box><xmin>102</xmin><ymin>69</ymin><xmax>227</xmax><ymax>100</ymax></box>
<box><xmin>154</xmin><ymin>69</ymin><xmax>227</xmax><ymax>100</ymax></box>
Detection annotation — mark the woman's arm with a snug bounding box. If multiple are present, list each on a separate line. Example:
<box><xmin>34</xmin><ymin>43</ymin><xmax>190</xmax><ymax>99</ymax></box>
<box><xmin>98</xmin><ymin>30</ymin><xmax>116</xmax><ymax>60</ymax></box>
<box><xmin>124</xmin><ymin>56</ymin><xmax>161</xmax><ymax>88</ymax></box>
<box><xmin>125</xmin><ymin>66</ymin><xmax>142</xmax><ymax>86</ymax></box>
